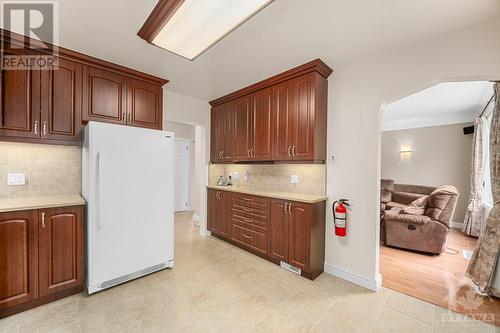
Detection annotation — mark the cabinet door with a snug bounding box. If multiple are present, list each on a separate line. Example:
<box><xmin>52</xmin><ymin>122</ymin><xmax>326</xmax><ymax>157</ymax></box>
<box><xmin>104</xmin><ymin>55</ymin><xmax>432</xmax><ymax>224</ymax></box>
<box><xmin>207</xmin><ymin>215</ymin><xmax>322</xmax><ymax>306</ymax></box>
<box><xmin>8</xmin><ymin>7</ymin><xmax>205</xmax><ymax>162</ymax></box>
<box><xmin>38</xmin><ymin>206</ymin><xmax>84</xmax><ymax>297</ymax></box>
<box><xmin>291</xmin><ymin>74</ymin><xmax>314</xmax><ymax>160</ymax></box>
<box><xmin>253</xmin><ymin>88</ymin><xmax>273</xmax><ymax>161</ymax></box>
<box><xmin>40</xmin><ymin>58</ymin><xmax>82</xmax><ymax>142</ymax></box>
<box><xmin>270</xmin><ymin>200</ymin><xmax>288</xmax><ymax>262</ymax></box>
<box><xmin>217</xmin><ymin>191</ymin><xmax>230</xmax><ymax>238</ymax></box>
<box><xmin>288</xmin><ymin>202</ymin><xmax>310</xmax><ymax>270</ymax></box>
<box><xmin>82</xmin><ymin>66</ymin><xmax>127</xmax><ymax>124</ymax></box>
<box><xmin>127</xmin><ymin>78</ymin><xmax>162</xmax><ymax>129</ymax></box>
<box><xmin>0</xmin><ymin>50</ymin><xmax>40</xmax><ymax>139</ymax></box>
<box><xmin>220</xmin><ymin>102</ymin><xmax>234</xmax><ymax>161</ymax></box>
<box><xmin>0</xmin><ymin>210</ymin><xmax>38</xmax><ymax>310</ymax></box>
<box><xmin>210</xmin><ymin>106</ymin><xmax>222</xmax><ymax>161</ymax></box>
<box><xmin>272</xmin><ymin>81</ymin><xmax>293</xmax><ymax>160</ymax></box>
<box><xmin>207</xmin><ymin>190</ymin><xmax>218</xmax><ymax>232</ymax></box>
<box><xmin>232</xmin><ymin>95</ymin><xmax>252</xmax><ymax>161</ymax></box>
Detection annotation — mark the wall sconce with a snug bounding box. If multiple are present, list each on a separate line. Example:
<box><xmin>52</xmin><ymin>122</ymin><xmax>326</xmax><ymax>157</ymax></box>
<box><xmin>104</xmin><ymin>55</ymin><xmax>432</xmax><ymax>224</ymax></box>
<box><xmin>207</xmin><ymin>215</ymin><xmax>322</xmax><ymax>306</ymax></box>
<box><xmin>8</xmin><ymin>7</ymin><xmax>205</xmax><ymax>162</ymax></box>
<box><xmin>400</xmin><ymin>144</ymin><xmax>412</xmax><ymax>159</ymax></box>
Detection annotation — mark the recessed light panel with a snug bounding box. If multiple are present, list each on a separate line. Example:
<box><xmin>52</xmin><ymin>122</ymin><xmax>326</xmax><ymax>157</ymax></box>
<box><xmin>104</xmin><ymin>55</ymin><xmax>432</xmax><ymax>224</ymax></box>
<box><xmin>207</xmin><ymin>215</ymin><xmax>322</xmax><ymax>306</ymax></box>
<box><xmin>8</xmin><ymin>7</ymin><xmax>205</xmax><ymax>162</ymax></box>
<box><xmin>149</xmin><ymin>0</ymin><xmax>273</xmax><ymax>60</ymax></box>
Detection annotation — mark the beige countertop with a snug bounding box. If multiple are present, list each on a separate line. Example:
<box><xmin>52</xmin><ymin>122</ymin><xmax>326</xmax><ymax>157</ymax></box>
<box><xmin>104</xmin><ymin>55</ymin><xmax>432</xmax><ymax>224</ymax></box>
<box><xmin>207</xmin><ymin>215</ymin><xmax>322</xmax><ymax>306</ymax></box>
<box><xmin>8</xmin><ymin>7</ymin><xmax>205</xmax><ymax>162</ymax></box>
<box><xmin>207</xmin><ymin>186</ymin><xmax>327</xmax><ymax>204</ymax></box>
<box><xmin>0</xmin><ymin>194</ymin><xmax>85</xmax><ymax>213</ymax></box>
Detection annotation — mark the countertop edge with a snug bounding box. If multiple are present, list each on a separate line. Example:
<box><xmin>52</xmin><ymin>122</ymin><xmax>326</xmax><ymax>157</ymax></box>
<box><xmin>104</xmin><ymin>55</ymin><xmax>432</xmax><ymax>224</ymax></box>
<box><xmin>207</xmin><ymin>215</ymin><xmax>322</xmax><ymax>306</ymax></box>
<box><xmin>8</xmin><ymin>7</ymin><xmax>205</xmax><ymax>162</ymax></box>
<box><xmin>206</xmin><ymin>186</ymin><xmax>327</xmax><ymax>204</ymax></box>
<box><xmin>0</xmin><ymin>195</ymin><xmax>86</xmax><ymax>213</ymax></box>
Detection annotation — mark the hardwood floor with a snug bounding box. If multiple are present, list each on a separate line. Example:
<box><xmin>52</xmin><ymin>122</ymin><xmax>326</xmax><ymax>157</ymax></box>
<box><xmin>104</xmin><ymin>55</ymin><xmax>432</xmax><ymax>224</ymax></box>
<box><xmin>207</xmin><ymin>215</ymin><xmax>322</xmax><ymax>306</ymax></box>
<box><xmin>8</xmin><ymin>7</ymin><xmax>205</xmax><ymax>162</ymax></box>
<box><xmin>381</xmin><ymin>228</ymin><xmax>500</xmax><ymax>326</ymax></box>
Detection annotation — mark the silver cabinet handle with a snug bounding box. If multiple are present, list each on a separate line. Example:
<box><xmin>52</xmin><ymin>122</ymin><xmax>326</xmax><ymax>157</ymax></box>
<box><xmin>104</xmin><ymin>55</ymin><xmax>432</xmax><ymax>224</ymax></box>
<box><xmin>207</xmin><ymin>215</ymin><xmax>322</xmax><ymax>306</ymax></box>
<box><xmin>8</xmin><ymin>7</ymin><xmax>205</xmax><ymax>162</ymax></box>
<box><xmin>34</xmin><ymin>120</ymin><xmax>38</xmax><ymax>135</ymax></box>
<box><xmin>251</xmin><ymin>148</ymin><xmax>254</xmax><ymax>158</ymax></box>
<box><xmin>42</xmin><ymin>121</ymin><xmax>47</xmax><ymax>135</ymax></box>
<box><xmin>247</xmin><ymin>148</ymin><xmax>251</xmax><ymax>159</ymax></box>
<box><xmin>292</xmin><ymin>146</ymin><xmax>296</xmax><ymax>157</ymax></box>
<box><xmin>242</xmin><ymin>233</ymin><xmax>252</xmax><ymax>239</ymax></box>
<box><xmin>122</xmin><ymin>111</ymin><xmax>126</xmax><ymax>120</ymax></box>
<box><xmin>284</xmin><ymin>203</ymin><xmax>288</xmax><ymax>214</ymax></box>
<box><xmin>288</xmin><ymin>203</ymin><xmax>292</xmax><ymax>214</ymax></box>
<box><xmin>128</xmin><ymin>113</ymin><xmax>132</xmax><ymax>123</ymax></box>
<box><xmin>221</xmin><ymin>151</ymin><xmax>224</xmax><ymax>159</ymax></box>
<box><xmin>287</xmin><ymin>146</ymin><xmax>291</xmax><ymax>156</ymax></box>
<box><xmin>41</xmin><ymin>212</ymin><xmax>45</xmax><ymax>228</ymax></box>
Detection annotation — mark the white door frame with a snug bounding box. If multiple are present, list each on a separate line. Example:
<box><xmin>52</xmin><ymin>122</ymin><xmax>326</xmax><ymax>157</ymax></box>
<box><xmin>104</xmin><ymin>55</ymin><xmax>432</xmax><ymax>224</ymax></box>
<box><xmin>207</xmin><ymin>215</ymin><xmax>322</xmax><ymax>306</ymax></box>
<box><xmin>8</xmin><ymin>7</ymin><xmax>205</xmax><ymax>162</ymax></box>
<box><xmin>174</xmin><ymin>138</ymin><xmax>191</xmax><ymax>212</ymax></box>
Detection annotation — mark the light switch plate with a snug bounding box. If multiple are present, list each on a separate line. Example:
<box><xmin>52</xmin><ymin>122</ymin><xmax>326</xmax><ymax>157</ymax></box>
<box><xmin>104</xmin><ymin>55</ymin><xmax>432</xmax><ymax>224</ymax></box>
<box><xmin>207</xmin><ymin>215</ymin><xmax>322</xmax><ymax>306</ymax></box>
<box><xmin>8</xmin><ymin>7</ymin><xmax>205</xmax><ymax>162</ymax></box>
<box><xmin>290</xmin><ymin>175</ymin><xmax>299</xmax><ymax>184</ymax></box>
<box><xmin>7</xmin><ymin>173</ymin><xmax>26</xmax><ymax>186</ymax></box>
<box><xmin>232</xmin><ymin>172</ymin><xmax>240</xmax><ymax>180</ymax></box>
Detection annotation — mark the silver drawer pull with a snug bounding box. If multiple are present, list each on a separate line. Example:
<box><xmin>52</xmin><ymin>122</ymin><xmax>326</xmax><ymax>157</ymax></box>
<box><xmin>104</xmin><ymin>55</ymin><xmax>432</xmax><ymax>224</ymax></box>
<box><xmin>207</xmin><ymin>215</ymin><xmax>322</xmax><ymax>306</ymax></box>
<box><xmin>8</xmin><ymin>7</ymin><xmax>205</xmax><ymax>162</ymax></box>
<box><xmin>242</xmin><ymin>197</ymin><xmax>252</xmax><ymax>201</ymax></box>
<box><xmin>242</xmin><ymin>207</ymin><xmax>252</xmax><ymax>212</ymax></box>
<box><xmin>242</xmin><ymin>217</ymin><xmax>252</xmax><ymax>222</ymax></box>
<box><xmin>242</xmin><ymin>233</ymin><xmax>252</xmax><ymax>239</ymax></box>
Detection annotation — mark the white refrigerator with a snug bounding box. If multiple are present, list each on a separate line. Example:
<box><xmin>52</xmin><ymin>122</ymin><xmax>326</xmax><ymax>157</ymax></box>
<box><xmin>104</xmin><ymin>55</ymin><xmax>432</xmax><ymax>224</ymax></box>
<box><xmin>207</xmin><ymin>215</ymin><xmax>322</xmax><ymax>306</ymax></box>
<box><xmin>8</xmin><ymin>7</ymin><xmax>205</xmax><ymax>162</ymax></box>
<box><xmin>82</xmin><ymin>122</ymin><xmax>175</xmax><ymax>294</ymax></box>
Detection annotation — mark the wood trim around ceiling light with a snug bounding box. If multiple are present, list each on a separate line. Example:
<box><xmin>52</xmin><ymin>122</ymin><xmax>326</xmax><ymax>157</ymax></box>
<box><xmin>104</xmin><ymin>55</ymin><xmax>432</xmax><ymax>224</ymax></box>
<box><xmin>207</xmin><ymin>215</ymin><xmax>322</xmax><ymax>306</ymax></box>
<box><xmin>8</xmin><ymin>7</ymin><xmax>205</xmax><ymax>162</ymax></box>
<box><xmin>209</xmin><ymin>59</ymin><xmax>333</xmax><ymax>107</ymax></box>
<box><xmin>138</xmin><ymin>0</ymin><xmax>185</xmax><ymax>43</ymax></box>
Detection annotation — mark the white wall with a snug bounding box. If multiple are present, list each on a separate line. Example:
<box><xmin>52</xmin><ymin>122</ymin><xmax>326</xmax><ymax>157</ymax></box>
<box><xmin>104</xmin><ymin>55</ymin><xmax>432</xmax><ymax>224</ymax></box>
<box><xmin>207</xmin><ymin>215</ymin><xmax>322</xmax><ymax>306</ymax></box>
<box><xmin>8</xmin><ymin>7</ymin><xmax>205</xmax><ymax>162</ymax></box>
<box><xmin>325</xmin><ymin>18</ymin><xmax>500</xmax><ymax>290</ymax></box>
<box><xmin>164</xmin><ymin>121</ymin><xmax>195</xmax><ymax>140</ymax></box>
<box><xmin>163</xmin><ymin>90</ymin><xmax>210</xmax><ymax>232</ymax></box>
<box><xmin>381</xmin><ymin>123</ymin><xmax>473</xmax><ymax>222</ymax></box>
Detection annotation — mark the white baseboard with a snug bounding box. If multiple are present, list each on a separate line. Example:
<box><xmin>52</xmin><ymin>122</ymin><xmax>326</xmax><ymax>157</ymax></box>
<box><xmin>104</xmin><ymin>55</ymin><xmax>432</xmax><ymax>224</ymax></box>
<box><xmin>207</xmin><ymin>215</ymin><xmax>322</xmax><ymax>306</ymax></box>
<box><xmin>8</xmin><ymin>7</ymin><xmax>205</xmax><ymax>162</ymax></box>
<box><xmin>324</xmin><ymin>263</ymin><xmax>381</xmax><ymax>292</ymax></box>
<box><xmin>192</xmin><ymin>214</ymin><xmax>200</xmax><ymax>222</ymax></box>
<box><xmin>450</xmin><ymin>222</ymin><xmax>464</xmax><ymax>229</ymax></box>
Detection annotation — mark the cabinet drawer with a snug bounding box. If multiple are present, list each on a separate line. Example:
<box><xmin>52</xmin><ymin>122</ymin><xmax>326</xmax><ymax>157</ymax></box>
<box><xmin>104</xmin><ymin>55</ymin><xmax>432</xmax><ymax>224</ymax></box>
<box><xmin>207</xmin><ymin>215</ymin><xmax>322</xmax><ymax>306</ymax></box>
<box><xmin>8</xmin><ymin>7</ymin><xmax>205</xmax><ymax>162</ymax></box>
<box><xmin>232</xmin><ymin>212</ymin><xmax>268</xmax><ymax>232</ymax></box>
<box><xmin>232</xmin><ymin>203</ymin><xmax>269</xmax><ymax>222</ymax></box>
<box><xmin>232</xmin><ymin>194</ymin><xmax>269</xmax><ymax>208</ymax></box>
<box><xmin>231</xmin><ymin>224</ymin><xmax>268</xmax><ymax>255</ymax></box>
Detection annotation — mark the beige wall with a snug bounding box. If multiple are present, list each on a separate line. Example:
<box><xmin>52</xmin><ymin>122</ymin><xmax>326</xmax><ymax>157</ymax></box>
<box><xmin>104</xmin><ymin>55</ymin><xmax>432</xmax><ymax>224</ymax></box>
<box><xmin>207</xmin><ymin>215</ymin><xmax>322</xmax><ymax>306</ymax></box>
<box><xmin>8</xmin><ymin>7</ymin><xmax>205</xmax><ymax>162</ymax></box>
<box><xmin>209</xmin><ymin>164</ymin><xmax>326</xmax><ymax>196</ymax></box>
<box><xmin>381</xmin><ymin>123</ymin><xmax>472</xmax><ymax>222</ymax></box>
<box><xmin>0</xmin><ymin>142</ymin><xmax>81</xmax><ymax>199</ymax></box>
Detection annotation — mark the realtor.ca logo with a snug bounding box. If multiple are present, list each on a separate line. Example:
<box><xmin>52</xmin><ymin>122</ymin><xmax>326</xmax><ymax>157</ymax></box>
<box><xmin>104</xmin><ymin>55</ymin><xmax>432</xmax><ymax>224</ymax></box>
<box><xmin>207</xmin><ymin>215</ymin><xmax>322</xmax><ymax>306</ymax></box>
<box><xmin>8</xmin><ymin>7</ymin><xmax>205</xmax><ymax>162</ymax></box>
<box><xmin>1</xmin><ymin>1</ymin><xmax>59</xmax><ymax>70</ymax></box>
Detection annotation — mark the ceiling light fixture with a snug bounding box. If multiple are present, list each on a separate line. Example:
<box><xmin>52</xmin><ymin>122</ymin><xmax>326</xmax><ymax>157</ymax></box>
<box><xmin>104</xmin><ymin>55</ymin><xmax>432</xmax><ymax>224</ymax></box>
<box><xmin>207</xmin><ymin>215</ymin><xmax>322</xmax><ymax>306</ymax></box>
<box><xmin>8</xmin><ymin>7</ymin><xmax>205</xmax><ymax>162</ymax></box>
<box><xmin>138</xmin><ymin>0</ymin><xmax>274</xmax><ymax>60</ymax></box>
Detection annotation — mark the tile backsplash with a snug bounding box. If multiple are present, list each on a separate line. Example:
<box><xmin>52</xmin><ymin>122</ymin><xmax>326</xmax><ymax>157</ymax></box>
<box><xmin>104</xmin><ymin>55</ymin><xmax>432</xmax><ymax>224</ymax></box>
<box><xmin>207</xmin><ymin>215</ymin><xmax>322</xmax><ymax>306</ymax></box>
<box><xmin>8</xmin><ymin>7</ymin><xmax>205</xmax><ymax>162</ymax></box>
<box><xmin>0</xmin><ymin>142</ymin><xmax>81</xmax><ymax>199</ymax></box>
<box><xmin>209</xmin><ymin>164</ymin><xmax>325</xmax><ymax>195</ymax></box>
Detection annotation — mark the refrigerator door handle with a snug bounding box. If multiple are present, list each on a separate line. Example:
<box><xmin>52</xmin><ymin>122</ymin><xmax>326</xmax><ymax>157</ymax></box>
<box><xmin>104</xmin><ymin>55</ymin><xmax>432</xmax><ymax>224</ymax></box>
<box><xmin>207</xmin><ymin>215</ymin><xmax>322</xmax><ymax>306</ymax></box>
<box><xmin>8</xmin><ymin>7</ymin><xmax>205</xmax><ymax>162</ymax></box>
<box><xmin>96</xmin><ymin>152</ymin><xmax>103</xmax><ymax>230</ymax></box>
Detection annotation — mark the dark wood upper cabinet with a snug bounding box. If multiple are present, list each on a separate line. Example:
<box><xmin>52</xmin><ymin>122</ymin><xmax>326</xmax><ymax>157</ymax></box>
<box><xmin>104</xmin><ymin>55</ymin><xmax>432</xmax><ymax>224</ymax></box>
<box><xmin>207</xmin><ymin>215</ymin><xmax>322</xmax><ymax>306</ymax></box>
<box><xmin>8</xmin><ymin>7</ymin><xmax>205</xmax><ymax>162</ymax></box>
<box><xmin>40</xmin><ymin>58</ymin><xmax>82</xmax><ymax>143</ymax></box>
<box><xmin>82</xmin><ymin>66</ymin><xmax>127</xmax><ymax>125</ymax></box>
<box><xmin>0</xmin><ymin>210</ymin><xmax>38</xmax><ymax>310</ymax></box>
<box><xmin>0</xmin><ymin>50</ymin><xmax>39</xmax><ymax>140</ymax></box>
<box><xmin>272</xmin><ymin>81</ymin><xmax>293</xmax><ymax>161</ymax></box>
<box><xmin>210</xmin><ymin>59</ymin><xmax>331</xmax><ymax>163</ymax></box>
<box><xmin>38</xmin><ymin>206</ymin><xmax>84</xmax><ymax>297</ymax></box>
<box><xmin>0</xmin><ymin>29</ymin><xmax>168</xmax><ymax>145</ymax></box>
<box><xmin>211</xmin><ymin>102</ymin><xmax>234</xmax><ymax>161</ymax></box>
<box><xmin>127</xmin><ymin>78</ymin><xmax>163</xmax><ymax>130</ymax></box>
<box><xmin>232</xmin><ymin>95</ymin><xmax>253</xmax><ymax>161</ymax></box>
<box><xmin>252</xmin><ymin>88</ymin><xmax>273</xmax><ymax>161</ymax></box>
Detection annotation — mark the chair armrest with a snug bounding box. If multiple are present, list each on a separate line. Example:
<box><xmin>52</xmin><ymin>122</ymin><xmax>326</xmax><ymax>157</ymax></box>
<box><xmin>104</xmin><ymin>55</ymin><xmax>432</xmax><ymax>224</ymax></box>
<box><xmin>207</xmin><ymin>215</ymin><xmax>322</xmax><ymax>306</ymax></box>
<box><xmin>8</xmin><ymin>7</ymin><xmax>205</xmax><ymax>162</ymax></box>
<box><xmin>384</xmin><ymin>211</ymin><xmax>431</xmax><ymax>224</ymax></box>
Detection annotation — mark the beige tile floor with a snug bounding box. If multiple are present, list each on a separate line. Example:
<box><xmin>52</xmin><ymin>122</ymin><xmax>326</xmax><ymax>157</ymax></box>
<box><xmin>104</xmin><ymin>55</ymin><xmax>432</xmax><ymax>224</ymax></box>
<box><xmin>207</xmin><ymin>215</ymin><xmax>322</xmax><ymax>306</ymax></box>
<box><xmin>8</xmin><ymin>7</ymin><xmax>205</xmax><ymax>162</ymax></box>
<box><xmin>1</xmin><ymin>212</ymin><xmax>498</xmax><ymax>333</ymax></box>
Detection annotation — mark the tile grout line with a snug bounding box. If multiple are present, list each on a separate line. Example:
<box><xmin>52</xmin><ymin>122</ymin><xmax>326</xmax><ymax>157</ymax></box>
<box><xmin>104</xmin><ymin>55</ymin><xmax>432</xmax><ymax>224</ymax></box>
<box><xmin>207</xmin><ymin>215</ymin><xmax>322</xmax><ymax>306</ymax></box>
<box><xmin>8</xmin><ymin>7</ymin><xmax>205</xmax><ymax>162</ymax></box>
<box><xmin>308</xmin><ymin>299</ymin><xmax>336</xmax><ymax>333</ymax></box>
<box><xmin>251</xmin><ymin>289</ymin><xmax>299</xmax><ymax>330</ymax></box>
<box><xmin>75</xmin><ymin>298</ymin><xmax>82</xmax><ymax>333</ymax></box>
<box><xmin>369</xmin><ymin>291</ymin><xmax>388</xmax><ymax>333</ymax></box>
<box><xmin>382</xmin><ymin>301</ymin><xmax>435</xmax><ymax>327</ymax></box>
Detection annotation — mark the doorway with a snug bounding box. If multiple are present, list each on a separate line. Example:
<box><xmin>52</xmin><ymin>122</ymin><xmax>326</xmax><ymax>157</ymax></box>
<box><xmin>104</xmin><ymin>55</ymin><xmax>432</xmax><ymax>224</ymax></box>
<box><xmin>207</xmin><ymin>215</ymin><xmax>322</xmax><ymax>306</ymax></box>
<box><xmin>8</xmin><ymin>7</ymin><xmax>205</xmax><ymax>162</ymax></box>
<box><xmin>378</xmin><ymin>80</ymin><xmax>499</xmax><ymax>323</ymax></box>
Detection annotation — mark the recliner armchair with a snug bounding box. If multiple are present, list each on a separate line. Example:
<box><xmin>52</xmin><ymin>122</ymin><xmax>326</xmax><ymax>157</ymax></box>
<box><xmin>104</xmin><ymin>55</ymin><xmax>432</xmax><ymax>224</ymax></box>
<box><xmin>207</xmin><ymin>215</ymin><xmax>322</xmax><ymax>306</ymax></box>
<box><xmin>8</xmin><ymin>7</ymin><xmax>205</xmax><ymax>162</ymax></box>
<box><xmin>382</xmin><ymin>182</ymin><xmax>459</xmax><ymax>254</ymax></box>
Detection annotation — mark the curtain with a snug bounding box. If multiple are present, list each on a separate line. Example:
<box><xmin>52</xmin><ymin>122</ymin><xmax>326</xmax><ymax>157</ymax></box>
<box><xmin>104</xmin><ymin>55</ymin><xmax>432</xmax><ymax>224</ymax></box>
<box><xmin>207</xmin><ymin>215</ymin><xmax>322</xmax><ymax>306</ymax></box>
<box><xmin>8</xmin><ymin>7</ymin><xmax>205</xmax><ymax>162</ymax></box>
<box><xmin>463</xmin><ymin>117</ymin><xmax>485</xmax><ymax>237</ymax></box>
<box><xmin>466</xmin><ymin>82</ymin><xmax>500</xmax><ymax>297</ymax></box>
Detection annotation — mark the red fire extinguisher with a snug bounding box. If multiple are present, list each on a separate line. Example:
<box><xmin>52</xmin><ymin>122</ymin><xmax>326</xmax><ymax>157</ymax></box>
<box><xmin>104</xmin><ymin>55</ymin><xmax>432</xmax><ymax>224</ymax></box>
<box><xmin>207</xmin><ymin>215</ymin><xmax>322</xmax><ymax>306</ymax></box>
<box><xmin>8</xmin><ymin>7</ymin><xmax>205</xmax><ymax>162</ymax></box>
<box><xmin>333</xmin><ymin>199</ymin><xmax>350</xmax><ymax>237</ymax></box>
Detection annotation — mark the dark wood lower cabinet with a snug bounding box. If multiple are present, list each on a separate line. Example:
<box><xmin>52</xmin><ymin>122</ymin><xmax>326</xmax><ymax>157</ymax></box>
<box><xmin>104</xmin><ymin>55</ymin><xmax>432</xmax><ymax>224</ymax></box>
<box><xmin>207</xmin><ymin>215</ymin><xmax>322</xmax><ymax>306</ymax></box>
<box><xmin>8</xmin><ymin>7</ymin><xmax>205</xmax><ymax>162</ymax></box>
<box><xmin>207</xmin><ymin>189</ymin><xmax>231</xmax><ymax>238</ymax></box>
<box><xmin>207</xmin><ymin>189</ymin><xmax>325</xmax><ymax>280</ymax></box>
<box><xmin>0</xmin><ymin>205</ymin><xmax>84</xmax><ymax>318</ymax></box>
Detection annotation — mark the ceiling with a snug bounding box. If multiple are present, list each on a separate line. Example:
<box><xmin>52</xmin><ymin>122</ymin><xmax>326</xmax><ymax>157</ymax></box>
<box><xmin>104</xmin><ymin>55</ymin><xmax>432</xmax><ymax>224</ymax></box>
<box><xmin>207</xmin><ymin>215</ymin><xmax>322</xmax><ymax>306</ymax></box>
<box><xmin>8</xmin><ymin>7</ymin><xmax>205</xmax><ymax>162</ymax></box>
<box><xmin>382</xmin><ymin>81</ymin><xmax>494</xmax><ymax>131</ymax></box>
<box><xmin>14</xmin><ymin>0</ymin><xmax>500</xmax><ymax>101</ymax></box>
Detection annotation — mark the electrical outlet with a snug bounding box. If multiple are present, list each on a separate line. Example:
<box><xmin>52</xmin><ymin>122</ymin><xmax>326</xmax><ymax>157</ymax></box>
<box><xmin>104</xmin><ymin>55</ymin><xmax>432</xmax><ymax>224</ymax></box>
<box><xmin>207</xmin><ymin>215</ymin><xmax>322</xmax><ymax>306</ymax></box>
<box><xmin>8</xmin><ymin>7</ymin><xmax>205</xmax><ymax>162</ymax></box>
<box><xmin>290</xmin><ymin>175</ymin><xmax>299</xmax><ymax>184</ymax></box>
<box><xmin>232</xmin><ymin>172</ymin><xmax>239</xmax><ymax>180</ymax></box>
<box><xmin>243</xmin><ymin>171</ymin><xmax>249</xmax><ymax>180</ymax></box>
<box><xmin>7</xmin><ymin>173</ymin><xmax>26</xmax><ymax>186</ymax></box>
